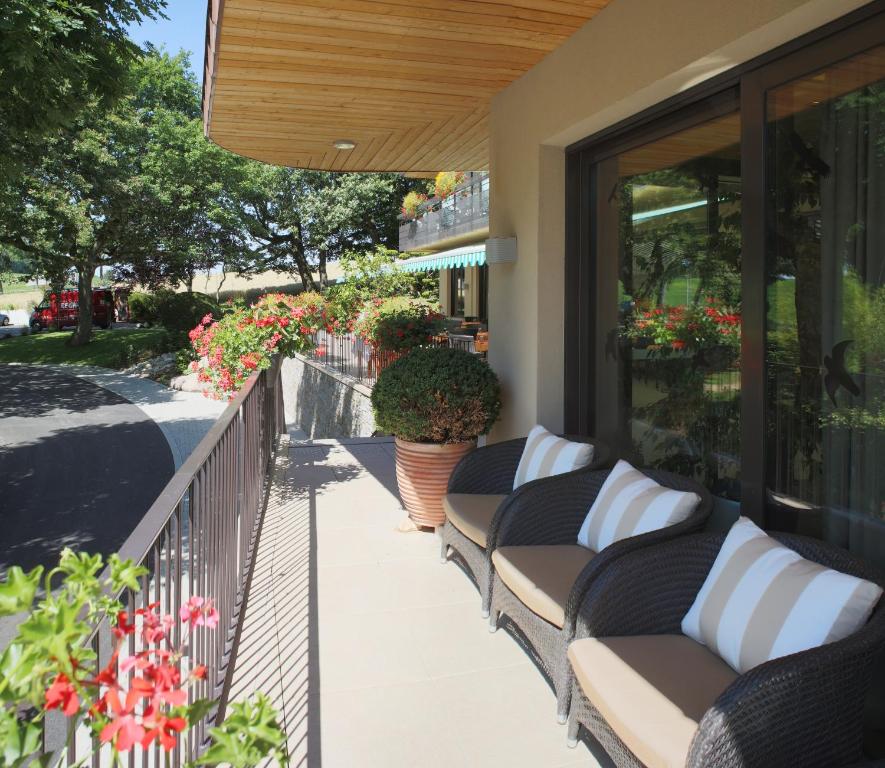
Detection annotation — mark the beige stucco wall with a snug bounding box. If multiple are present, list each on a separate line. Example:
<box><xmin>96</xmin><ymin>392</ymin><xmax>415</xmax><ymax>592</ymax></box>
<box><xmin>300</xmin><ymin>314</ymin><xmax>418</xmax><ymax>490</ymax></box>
<box><xmin>486</xmin><ymin>0</ymin><xmax>869</xmax><ymax>440</ymax></box>
<box><xmin>438</xmin><ymin>268</ymin><xmax>451</xmax><ymax>314</ymax></box>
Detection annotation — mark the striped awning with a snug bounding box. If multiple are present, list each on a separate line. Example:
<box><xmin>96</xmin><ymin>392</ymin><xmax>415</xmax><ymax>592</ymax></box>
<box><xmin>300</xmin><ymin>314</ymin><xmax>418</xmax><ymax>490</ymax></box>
<box><xmin>396</xmin><ymin>244</ymin><xmax>486</xmax><ymax>273</ymax></box>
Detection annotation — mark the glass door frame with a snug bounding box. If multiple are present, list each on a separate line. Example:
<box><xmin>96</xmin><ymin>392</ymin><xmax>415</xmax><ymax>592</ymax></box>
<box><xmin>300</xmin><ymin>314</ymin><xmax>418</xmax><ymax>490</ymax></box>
<box><xmin>564</xmin><ymin>2</ymin><xmax>885</xmax><ymax>524</ymax></box>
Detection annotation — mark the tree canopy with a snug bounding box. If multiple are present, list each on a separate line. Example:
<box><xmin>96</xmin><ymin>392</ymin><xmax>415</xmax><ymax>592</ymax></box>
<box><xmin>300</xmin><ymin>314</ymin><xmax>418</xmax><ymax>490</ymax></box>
<box><xmin>1</xmin><ymin>23</ymin><xmax>426</xmax><ymax>345</ymax></box>
<box><xmin>0</xmin><ymin>0</ymin><xmax>164</xmax><ymax>176</ymax></box>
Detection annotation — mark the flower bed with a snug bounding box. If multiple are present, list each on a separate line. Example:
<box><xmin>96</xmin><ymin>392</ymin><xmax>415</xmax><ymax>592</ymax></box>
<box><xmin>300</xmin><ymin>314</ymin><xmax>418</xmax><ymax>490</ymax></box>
<box><xmin>190</xmin><ymin>293</ymin><xmax>330</xmax><ymax>399</ymax></box>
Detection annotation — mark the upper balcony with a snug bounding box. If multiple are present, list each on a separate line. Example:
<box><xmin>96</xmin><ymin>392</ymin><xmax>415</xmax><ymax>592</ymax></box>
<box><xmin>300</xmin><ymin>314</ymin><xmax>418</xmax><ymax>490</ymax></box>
<box><xmin>399</xmin><ymin>172</ymin><xmax>489</xmax><ymax>253</ymax></box>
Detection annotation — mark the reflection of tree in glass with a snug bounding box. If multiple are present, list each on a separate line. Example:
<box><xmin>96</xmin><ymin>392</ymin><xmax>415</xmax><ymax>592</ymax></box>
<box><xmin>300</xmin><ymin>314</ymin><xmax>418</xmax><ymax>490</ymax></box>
<box><xmin>617</xmin><ymin>159</ymin><xmax>742</xmax><ymax>497</ymax></box>
<box><xmin>767</xmin><ymin>81</ymin><xmax>885</xmax><ymax>505</ymax></box>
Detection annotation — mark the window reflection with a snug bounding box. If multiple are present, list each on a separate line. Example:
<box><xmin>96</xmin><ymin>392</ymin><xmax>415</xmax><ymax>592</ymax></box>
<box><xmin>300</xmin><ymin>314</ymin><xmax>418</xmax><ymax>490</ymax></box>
<box><xmin>766</xmin><ymin>46</ymin><xmax>885</xmax><ymax>552</ymax></box>
<box><xmin>610</xmin><ymin>113</ymin><xmax>742</xmax><ymax>497</ymax></box>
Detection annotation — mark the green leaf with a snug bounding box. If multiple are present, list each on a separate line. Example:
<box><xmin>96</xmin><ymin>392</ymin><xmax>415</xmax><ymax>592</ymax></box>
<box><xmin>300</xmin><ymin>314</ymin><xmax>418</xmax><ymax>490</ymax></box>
<box><xmin>192</xmin><ymin>694</ymin><xmax>287</xmax><ymax>768</ymax></box>
<box><xmin>107</xmin><ymin>555</ymin><xmax>147</xmax><ymax>593</ymax></box>
<box><xmin>0</xmin><ymin>643</ymin><xmax>39</xmax><ymax>703</ymax></box>
<box><xmin>17</xmin><ymin>598</ymin><xmax>90</xmax><ymax>665</ymax></box>
<box><xmin>184</xmin><ymin>698</ymin><xmax>216</xmax><ymax>725</ymax></box>
<box><xmin>0</xmin><ymin>566</ymin><xmax>42</xmax><ymax>616</ymax></box>
<box><xmin>0</xmin><ymin>706</ymin><xmax>43</xmax><ymax>768</ymax></box>
<box><xmin>57</xmin><ymin>549</ymin><xmax>103</xmax><ymax>582</ymax></box>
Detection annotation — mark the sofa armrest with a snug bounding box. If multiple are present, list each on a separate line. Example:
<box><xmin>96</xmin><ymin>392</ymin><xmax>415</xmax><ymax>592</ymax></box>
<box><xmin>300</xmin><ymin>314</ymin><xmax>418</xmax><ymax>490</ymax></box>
<box><xmin>689</xmin><ymin>606</ymin><xmax>885</xmax><ymax>768</ymax></box>
<box><xmin>574</xmin><ymin>533</ymin><xmax>724</xmax><ymax>638</ymax></box>
<box><xmin>446</xmin><ymin>438</ymin><xmax>527</xmax><ymax>495</ymax></box>
<box><xmin>490</xmin><ymin>470</ymin><xmax>610</xmax><ymax>549</ymax></box>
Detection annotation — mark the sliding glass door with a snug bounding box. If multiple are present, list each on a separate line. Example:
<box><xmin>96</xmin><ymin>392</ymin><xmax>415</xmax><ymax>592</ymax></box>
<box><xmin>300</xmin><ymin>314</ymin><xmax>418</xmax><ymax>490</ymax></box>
<box><xmin>593</xmin><ymin>111</ymin><xmax>742</xmax><ymax>498</ymax></box>
<box><xmin>764</xmin><ymin>45</ymin><xmax>885</xmax><ymax>559</ymax></box>
<box><xmin>566</xmin><ymin>9</ymin><xmax>885</xmax><ymax>555</ymax></box>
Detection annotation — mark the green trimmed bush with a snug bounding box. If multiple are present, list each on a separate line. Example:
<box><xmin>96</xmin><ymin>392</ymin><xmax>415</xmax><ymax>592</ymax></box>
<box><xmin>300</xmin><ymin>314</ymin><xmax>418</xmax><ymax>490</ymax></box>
<box><xmin>371</xmin><ymin>346</ymin><xmax>501</xmax><ymax>443</ymax></box>
<box><xmin>128</xmin><ymin>291</ymin><xmax>159</xmax><ymax>324</ymax></box>
<box><xmin>155</xmin><ymin>291</ymin><xmax>220</xmax><ymax>345</ymax></box>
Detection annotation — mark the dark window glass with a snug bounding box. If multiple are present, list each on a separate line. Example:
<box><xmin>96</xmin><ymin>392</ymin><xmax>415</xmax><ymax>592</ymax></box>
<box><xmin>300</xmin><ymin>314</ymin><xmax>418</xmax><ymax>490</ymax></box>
<box><xmin>449</xmin><ymin>266</ymin><xmax>466</xmax><ymax>317</ymax></box>
<box><xmin>478</xmin><ymin>264</ymin><xmax>489</xmax><ymax>323</ymax></box>
<box><xmin>765</xmin><ymin>46</ymin><xmax>885</xmax><ymax>555</ymax></box>
<box><xmin>601</xmin><ymin>112</ymin><xmax>742</xmax><ymax>497</ymax></box>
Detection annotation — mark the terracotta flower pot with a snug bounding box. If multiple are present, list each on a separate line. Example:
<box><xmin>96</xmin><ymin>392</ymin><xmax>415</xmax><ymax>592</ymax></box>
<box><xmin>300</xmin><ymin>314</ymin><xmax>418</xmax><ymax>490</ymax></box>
<box><xmin>394</xmin><ymin>438</ymin><xmax>475</xmax><ymax>528</ymax></box>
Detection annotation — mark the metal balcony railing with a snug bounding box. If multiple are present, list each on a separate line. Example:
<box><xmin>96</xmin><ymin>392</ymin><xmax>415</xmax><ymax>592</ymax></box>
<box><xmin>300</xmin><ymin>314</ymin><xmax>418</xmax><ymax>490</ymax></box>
<box><xmin>399</xmin><ymin>172</ymin><xmax>489</xmax><ymax>252</ymax></box>
<box><xmin>306</xmin><ymin>330</ymin><xmax>486</xmax><ymax>387</ymax></box>
<box><xmin>44</xmin><ymin>357</ymin><xmax>285</xmax><ymax>767</ymax></box>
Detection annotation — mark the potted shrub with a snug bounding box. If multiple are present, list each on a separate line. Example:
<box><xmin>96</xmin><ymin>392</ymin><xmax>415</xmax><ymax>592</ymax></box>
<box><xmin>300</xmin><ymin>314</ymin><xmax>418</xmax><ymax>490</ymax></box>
<box><xmin>371</xmin><ymin>346</ymin><xmax>501</xmax><ymax>528</ymax></box>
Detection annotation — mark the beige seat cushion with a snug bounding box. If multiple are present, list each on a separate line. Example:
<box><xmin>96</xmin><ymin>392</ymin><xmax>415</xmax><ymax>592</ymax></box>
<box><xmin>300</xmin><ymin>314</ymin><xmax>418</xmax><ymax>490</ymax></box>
<box><xmin>569</xmin><ymin>635</ymin><xmax>738</xmax><ymax>768</ymax></box>
<box><xmin>443</xmin><ymin>494</ymin><xmax>507</xmax><ymax>549</ymax></box>
<box><xmin>492</xmin><ymin>545</ymin><xmax>595</xmax><ymax>628</ymax></box>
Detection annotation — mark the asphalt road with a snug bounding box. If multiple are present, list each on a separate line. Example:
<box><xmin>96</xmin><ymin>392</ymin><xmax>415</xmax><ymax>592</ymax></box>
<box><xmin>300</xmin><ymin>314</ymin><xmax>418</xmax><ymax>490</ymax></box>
<box><xmin>0</xmin><ymin>364</ymin><xmax>175</xmax><ymax>573</ymax></box>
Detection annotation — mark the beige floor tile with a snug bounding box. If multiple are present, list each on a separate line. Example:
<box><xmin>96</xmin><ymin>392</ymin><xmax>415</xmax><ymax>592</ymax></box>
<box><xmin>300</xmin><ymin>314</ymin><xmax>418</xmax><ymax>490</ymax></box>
<box><xmin>406</xmin><ymin>601</ymin><xmax>531</xmax><ymax>679</ymax></box>
<box><xmin>320</xmin><ymin>682</ymin><xmax>467</xmax><ymax>768</ymax></box>
<box><xmin>316</xmin><ymin>525</ymin><xmax>439</xmax><ymax>567</ymax></box>
<box><xmin>432</xmin><ymin>664</ymin><xmax>604</xmax><ymax>768</ymax></box>
<box><xmin>318</xmin><ymin>558</ymin><xmax>477</xmax><ymax>616</ymax></box>
<box><xmin>318</xmin><ymin>609</ymin><xmax>428</xmax><ymax>692</ymax></box>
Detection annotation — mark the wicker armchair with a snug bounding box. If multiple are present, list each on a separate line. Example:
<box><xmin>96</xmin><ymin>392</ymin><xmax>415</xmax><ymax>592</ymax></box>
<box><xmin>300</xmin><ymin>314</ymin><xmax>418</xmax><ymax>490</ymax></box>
<box><xmin>439</xmin><ymin>435</ymin><xmax>610</xmax><ymax>618</ymax></box>
<box><xmin>488</xmin><ymin>467</ymin><xmax>712</xmax><ymax>723</ymax></box>
<box><xmin>568</xmin><ymin>532</ymin><xmax>885</xmax><ymax>768</ymax></box>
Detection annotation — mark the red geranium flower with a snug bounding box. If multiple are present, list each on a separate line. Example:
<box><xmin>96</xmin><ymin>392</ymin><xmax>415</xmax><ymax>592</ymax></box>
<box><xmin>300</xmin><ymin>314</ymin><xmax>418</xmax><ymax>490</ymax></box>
<box><xmin>45</xmin><ymin>673</ymin><xmax>79</xmax><ymax>716</ymax></box>
<box><xmin>100</xmin><ymin>714</ymin><xmax>145</xmax><ymax>752</ymax></box>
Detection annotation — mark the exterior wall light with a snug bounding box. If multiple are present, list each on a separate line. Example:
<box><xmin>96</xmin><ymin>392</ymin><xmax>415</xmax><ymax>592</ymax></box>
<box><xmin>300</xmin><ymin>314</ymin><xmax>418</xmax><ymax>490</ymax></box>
<box><xmin>485</xmin><ymin>237</ymin><xmax>517</xmax><ymax>264</ymax></box>
<box><xmin>333</xmin><ymin>139</ymin><xmax>357</xmax><ymax>150</ymax></box>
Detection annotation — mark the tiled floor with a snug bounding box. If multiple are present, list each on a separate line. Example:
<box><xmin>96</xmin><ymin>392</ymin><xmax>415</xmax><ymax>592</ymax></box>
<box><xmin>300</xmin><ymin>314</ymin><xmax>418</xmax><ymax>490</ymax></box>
<box><xmin>228</xmin><ymin>435</ymin><xmax>610</xmax><ymax>768</ymax></box>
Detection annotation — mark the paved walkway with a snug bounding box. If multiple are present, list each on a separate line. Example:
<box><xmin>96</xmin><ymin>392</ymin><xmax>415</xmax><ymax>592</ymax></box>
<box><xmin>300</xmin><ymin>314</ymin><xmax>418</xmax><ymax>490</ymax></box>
<box><xmin>0</xmin><ymin>364</ymin><xmax>175</xmax><ymax>574</ymax></box>
<box><xmin>27</xmin><ymin>364</ymin><xmax>226</xmax><ymax>468</ymax></box>
<box><xmin>227</xmin><ymin>435</ymin><xmax>610</xmax><ymax>768</ymax></box>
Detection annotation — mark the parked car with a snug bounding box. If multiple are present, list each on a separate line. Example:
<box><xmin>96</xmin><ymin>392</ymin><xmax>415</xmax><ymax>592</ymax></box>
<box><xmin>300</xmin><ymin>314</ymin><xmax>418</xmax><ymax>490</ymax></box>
<box><xmin>0</xmin><ymin>313</ymin><xmax>9</xmax><ymax>327</ymax></box>
<box><xmin>30</xmin><ymin>288</ymin><xmax>114</xmax><ymax>332</ymax></box>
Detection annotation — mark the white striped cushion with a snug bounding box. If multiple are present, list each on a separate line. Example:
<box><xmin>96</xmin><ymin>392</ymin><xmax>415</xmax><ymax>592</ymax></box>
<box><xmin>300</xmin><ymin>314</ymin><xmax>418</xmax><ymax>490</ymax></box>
<box><xmin>512</xmin><ymin>425</ymin><xmax>594</xmax><ymax>490</ymax></box>
<box><xmin>682</xmin><ymin>517</ymin><xmax>883</xmax><ymax>674</ymax></box>
<box><xmin>576</xmin><ymin>460</ymin><xmax>700</xmax><ymax>552</ymax></box>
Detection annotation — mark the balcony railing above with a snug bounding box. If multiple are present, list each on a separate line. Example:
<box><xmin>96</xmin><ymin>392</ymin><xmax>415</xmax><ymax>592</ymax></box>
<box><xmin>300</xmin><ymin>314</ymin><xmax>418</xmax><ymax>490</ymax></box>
<box><xmin>399</xmin><ymin>172</ymin><xmax>489</xmax><ymax>252</ymax></box>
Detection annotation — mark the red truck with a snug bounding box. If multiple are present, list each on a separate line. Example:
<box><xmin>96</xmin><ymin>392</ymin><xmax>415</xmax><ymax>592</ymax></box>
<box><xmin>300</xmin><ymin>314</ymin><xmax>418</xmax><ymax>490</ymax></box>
<box><xmin>30</xmin><ymin>288</ymin><xmax>115</xmax><ymax>332</ymax></box>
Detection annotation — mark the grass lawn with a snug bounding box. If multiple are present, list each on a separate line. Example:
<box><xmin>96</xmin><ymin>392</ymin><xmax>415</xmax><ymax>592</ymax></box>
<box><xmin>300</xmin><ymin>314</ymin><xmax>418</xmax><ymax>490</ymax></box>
<box><xmin>0</xmin><ymin>328</ymin><xmax>172</xmax><ymax>369</ymax></box>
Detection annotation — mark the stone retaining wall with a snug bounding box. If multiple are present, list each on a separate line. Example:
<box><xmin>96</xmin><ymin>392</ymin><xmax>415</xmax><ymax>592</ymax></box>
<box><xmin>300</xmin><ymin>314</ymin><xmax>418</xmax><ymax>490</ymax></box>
<box><xmin>281</xmin><ymin>354</ymin><xmax>376</xmax><ymax>439</ymax></box>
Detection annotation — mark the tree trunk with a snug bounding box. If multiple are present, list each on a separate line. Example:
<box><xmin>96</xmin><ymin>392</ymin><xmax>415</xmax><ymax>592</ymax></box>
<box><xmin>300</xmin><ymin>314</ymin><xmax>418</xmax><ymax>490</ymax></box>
<box><xmin>70</xmin><ymin>262</ymin><xmax>95</xmax><ymax>347</ymax></box>
<box><xmin>318</xmin><ymin>249</ymin><xmax>328</xmax><ymax>289</ymax></box>
<box><xmin>215</xmin><ymin>264</ymin><xmax>227</xmax><ymax>303</ymax></box>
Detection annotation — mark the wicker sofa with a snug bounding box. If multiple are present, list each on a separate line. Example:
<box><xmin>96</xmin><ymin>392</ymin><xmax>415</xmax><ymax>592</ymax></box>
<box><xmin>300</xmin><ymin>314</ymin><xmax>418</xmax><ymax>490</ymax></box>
<box><xmin>567</xmin><ymin>532</ymin><xmax>885</xmax><ymax>768</ymax></box>
<box><xmin>438</xmin><ymin>435</ymin><xmax>610</xmax><ymax>617</ymax></box>
<box><xmin>488</xmin><ymin>467</ymin><xmax>712</xmax><ymax>723</ymax></box>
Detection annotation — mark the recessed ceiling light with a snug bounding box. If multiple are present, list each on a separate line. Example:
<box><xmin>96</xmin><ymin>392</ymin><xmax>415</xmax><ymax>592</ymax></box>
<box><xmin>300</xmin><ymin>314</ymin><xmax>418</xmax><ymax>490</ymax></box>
<box><xmin>333</xmin><ymin>139</ymin><xmax>356</xmax><ymax>150</ymax></box>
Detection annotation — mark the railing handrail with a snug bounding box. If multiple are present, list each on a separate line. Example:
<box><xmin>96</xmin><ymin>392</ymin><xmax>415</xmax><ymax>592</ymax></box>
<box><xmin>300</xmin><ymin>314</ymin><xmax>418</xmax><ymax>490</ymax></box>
<box><xmin>114</xmin><ymin>360</ymin><xmax>275</xmax><ymax>570</ymax></box>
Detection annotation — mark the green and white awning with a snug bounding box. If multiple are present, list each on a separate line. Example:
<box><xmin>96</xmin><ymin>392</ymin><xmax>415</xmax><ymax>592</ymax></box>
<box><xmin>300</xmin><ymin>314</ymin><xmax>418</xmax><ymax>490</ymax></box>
<box><xmin>395</xmin><ymin>244</ymin><xmax>486</xmax><ymax>273</ymax></box>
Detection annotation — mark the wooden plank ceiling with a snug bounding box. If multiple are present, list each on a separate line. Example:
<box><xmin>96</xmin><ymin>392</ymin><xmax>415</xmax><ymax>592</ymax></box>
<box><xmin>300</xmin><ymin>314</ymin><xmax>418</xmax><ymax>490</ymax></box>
<box><xmin>203</xmin><ymin>0</ymin><xmax>612</xmax><ymax>173</ymax></box>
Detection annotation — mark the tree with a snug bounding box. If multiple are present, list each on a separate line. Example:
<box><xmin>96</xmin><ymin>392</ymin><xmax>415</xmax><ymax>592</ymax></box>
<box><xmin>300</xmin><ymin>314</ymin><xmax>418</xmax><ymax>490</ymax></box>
<box><xmin>0</xmin><ymin>0</ymin><xmax>164</xmax><ymax>177</ymax></box>
<box><xmin>228</xmin><ymin>168</ymin><xmax>427</xmax><ymax>291</ymax></box>
<box><xmin>325</xmin><ymin>246</ymin><xmax>438</xmax><ymax>319</ymax></box>
<box><xmin>0</xmin><ymin>49</ymin><xmax>225</xmax><ymax>345</ymax></box>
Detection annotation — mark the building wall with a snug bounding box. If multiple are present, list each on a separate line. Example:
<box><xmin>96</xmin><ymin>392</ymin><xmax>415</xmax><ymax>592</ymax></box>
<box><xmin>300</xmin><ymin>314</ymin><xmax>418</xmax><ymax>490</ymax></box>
<box><xmin>438</xmin><ymin>268</ymin><xmax>451</xmax><ymax>314</ymax></box>
<box><xmin>486</xmin><ymin>0</ymin><xmax>868</xmax><ymax>440</ymax></box>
